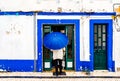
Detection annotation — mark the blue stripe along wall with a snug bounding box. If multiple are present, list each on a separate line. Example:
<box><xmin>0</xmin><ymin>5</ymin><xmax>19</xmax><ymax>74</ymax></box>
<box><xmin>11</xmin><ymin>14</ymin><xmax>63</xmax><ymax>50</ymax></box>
<box><xmin>0</xmin><ymin>60</ymin><xmax>34</xmax><ymax>72</ymax></box>
<box><xmin>0</xmin><ymin>12</ymin><xmax>34</xmax><ymax>15</ymax></box>
<box><xmin>0</xmin><ymin>12</ymin><xmax>116</xmax><ymax>72</ymax></box>
<box><xmin>0</xmin><ymin>12</ymin><xmax>116</xmax><ymax>16</ymax></box>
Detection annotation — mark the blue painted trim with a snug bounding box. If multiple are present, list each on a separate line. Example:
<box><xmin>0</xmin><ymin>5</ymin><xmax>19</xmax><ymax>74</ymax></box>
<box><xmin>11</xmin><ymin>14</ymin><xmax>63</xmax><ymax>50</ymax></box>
<box><xmin>107</xmin><ymin>20</ymin><xmax>113</xmax><ymax>71</ymax></box>
<box><xmin>0</xmin><ymin>12</ymin><xmax>34</xmax><ymax>15</ymax></box>
<box><xmin>0</xmin><ymin>12</ymin><xmax>116</xmax><ymax>16</ymax></box>
<box><xmin>79</xmin><ymin>61</ymin><xmax>91</xmax><ymax>71</ymax></box>
<box><xmin>90</xmin><ymin>19</ymin><xmax>114</xmax><ymax>71</ymax></box>
<box><xmin>37</xmin><ymin>19</ymin><xmax>80</xmax><ymax>72</ymax></box>
<box><xmin>37</xmin><ymin>12</ymin><xmax>116</xmax><ymax>16</ymax></box>
<box><xmin>90</xmin><ymin>20</ymin><xmax>94</xmax><ymax>71</ymax></box>
<box><xmin>0</xmin><ymin>60</ymin><xmax>34</xmax><ymax>72</ymax></box>
<box><xmin>37</xmin><ymin>20</ymin><xmax>43</xmax><ymax>72</ymax></box>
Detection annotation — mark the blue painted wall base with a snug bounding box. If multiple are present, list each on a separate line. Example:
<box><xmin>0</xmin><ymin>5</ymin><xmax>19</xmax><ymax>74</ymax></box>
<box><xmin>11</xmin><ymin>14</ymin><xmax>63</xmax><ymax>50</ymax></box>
<box><xmin>78</xmin><ymin>61</ymin><xmax>115</xmax><ymax>72</ymax></box>
<box><xmin>0</xmin><ymin>60</ymin><xmax>34</xmax><ymax>72</ymax></box>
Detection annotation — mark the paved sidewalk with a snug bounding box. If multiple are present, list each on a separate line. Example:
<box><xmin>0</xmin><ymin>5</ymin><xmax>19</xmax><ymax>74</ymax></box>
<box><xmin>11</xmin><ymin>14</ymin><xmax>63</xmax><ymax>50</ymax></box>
<box><xmin>0</xmin><ymin>70</ymin><xmax>120</xmax><ymax>77</ymax></box>
<box><xmin>0</xmin><ymin>71</ymin><xmax>120</xmax><ymax>81</ymax></box>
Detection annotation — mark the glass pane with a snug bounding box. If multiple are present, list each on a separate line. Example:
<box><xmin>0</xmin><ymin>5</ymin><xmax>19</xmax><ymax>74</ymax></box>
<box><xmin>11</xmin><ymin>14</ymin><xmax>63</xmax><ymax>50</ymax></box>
<box><xmin>98</xmin><ymin>38</ymin><xmax>101</xmax><ymax>46</ymax></box>
<box><xmin>44</xmin><ymin>26</ymin><xmax>51</xmax><ymax>33</ymax></box>
<box><xmin>94</xmin><ymin>25</ymin><xmax>97</xmax><ymax>33</ymax></box>
<box><xmin>98</xmin><ymin>25</ymin><xmax>101</xmax><ymax>37</ymax></box>
<box><xmin>68</xmin><ymin>48</ymin><xmax>72</xmax><ymax>59</ymax></box>
<box><xmin>43</xmin><ymin>48</ymin><xmax>50</xmax><ymax>59</ymax></box>
<box><xmin>67</xmin><ymin>25</ymin><xmax>74</xmax><ymax>59</ymax></box>
<box><xmin>103</xmin><ymin>34</ymin><xmax>106</xmax><ymax>41</ymax></box>
<box><xmin>102</xmin><ymin>47</ymin><xmax>106</xmax><ymax>50</ymax></box>
<box><xmin>44</xmin><ymin>29</ymin><xmax>51</xmax><ymax>33</ymax></box>
<box><xmin>94</xmin><ymin>34</ymin><xmax>97</xmax><ymax>42</ymax></box>
<box><xmin>103</xmin><ymin>42</ymin><xmax>106</xmax><ymax>46</ymax></box>
<box><xmin>44</xmin><ymin>26</ymin><xmax>50</xmax><ymax>28</ymax></box>
<box><xmin>94</xmin><ymin>43</ymin><xmax>97</xmax><ymax>47</ymax></box>
<box><xmin>102</xmin><ymin>25</ymin><xmax>106</xmax><ymax>33</ymax></box>
<box><xmin>67</xmin><ymin>26</ymin><xmax>73</xmax><ymax>42</ymax></box>
<box><xmin>102</xmin><ymin>42</ymin><xmax>106</xmax><ymax>50</ymax></box>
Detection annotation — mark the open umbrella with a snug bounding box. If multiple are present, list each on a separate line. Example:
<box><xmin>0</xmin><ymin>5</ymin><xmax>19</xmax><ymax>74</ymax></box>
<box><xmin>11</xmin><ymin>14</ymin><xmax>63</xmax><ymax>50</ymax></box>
<box><xmin>43</xmin><ymin>32</ymin><xmax>69</xmax><ymax>50</ymax></box>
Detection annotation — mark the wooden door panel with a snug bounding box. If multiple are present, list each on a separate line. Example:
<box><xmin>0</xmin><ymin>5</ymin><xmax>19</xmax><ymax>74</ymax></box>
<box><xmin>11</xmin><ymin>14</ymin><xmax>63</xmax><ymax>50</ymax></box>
<box><xmin>94</xmin><ymin>24</ymin><xmax>107</xmax><ymax>70</ymax></box>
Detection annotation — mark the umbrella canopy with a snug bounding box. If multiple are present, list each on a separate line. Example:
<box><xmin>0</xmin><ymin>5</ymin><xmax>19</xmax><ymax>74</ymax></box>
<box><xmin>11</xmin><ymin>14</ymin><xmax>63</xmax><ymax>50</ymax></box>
<box><xmin>43</xmin><ymin>32</ymin><xmax>69</xmax><ymax>50</ymax></box>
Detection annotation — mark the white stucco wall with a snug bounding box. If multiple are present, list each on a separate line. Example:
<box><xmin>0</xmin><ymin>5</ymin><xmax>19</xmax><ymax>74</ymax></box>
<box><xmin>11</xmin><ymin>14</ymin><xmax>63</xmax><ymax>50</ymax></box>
<box><xmin>0</xmin><ymin>16</ymin><xmax>34</xmax><ymax>59</ymax></box>
<box><xmin>0</xmin><ymin>0</ymin><xmax>119</xmax><ymax>12</ymax></box>
<box><xmin>0</xmin><ymin>14</ymin><xmax>120</xmax><ymax>70</ymax></box>
<box><xmin>113</xmin><ymin>29</ymin><xmax>120</xmax><ymax>69</ymax></box>
<box><xmin>0</xmin><ymin>0</ymin><xmax>120</xmax><ymax>71</ymax></box>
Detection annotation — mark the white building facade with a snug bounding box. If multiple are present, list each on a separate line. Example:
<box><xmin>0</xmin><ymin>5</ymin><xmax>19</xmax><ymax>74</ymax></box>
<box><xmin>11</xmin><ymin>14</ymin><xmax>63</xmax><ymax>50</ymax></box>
<box><xmin>0</xmin><ymin>0</ymin><xmax>120</xmax><ymax>72</ymax></box>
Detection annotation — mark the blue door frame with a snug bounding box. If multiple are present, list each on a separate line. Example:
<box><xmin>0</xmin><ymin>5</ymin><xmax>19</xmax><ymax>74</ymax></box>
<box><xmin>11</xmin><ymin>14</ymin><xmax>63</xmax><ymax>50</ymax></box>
<box><xmin>37</xmin><ymin>19</ymin><xmax>80</xmax><ymax>72</ymax></box>
<box><xmin>90</xmin><ymin>19</ymin><xmax>115</xmax><ymax>72</ymax></box>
